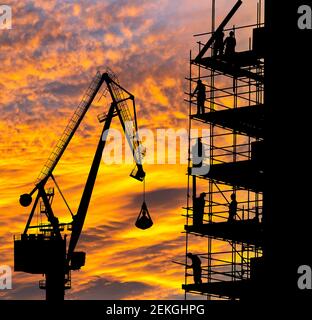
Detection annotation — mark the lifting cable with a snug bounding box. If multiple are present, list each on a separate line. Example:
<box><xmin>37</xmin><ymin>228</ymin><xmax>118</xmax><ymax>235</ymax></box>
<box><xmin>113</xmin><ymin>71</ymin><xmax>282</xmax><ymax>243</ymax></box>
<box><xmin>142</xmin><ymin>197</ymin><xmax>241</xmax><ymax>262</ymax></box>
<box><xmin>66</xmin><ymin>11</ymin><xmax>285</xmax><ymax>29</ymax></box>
<box><xmin>143</xmin><ymin>178</ymin><xmax>146</xmax><ymax>202</ymax></box>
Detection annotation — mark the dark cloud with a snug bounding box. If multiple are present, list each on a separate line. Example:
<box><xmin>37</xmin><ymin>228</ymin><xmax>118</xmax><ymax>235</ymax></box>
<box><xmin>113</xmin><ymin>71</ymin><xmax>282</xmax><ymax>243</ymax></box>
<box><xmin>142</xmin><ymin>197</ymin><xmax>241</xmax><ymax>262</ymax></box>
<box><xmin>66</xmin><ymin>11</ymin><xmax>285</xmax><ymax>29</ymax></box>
<box><xmin>44</xmin><ymin>81</ymin><xmax>85</xmax><ymax>97</ymax></box>
<box><xmin>128</xmin><ymin>187</ymin><xmax>185</xmax><ymax>210</ymax></box>
<box><xmin>67</xmin><ymin>276</ymin><xmax>153</xmax><ymax>300</ymax></box>
<box><xmin>94</xmin><ymin>221</ymin><xmax>131</xmax><ymax>233</ymax></box>
<box><xmin>1</xmin><ymin>281</ymin><xmax>44</xmax><ymax>300</ymax></box>
<box><xmin>111</xmin><ymin>237</ymin><xmax>184</xmax><ymax>270</ymax></box>
<box><xmin>75</xmin><ymin>221</ymin><xmax>131</xmax><ymax>252</ymax></box>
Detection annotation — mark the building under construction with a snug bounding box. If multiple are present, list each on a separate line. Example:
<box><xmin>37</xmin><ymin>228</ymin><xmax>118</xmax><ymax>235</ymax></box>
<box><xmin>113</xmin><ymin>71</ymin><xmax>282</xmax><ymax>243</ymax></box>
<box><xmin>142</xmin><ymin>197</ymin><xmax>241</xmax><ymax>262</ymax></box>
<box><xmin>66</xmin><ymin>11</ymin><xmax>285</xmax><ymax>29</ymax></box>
<box><xmin>182</xmin><ymin>0</ymin><xmax>265</xmax><ymax>300</ymax></box>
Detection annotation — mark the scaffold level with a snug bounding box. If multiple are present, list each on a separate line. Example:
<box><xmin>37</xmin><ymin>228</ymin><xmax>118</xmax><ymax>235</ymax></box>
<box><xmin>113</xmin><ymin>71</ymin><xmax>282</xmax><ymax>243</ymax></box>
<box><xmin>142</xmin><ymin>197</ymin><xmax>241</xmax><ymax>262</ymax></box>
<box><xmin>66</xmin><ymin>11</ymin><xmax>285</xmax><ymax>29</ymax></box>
<box><xmin>185</xmin><ymin>220</ymin><xmax>263</xmax><ymax>247</ymax></box>
<box><xmin>191</xmin><ymin>104</ymin><xmax>264</xmax><ymax>139</ymax></box>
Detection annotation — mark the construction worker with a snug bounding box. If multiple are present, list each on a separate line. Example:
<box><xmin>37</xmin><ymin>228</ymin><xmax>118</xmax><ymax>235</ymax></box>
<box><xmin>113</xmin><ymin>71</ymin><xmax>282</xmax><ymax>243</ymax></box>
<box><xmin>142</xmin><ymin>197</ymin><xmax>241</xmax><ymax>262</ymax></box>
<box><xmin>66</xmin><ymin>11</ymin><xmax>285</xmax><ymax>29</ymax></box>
<box><xmin>192</xmin><ymin>137</ymin><xmax>203</xmax><ymax>168</ymax></box>
<box><xmin>224</xmin><ymin>31</ymin><xmax>236</xmax><ymax>56</ymax></box>
<box><xmin>228</xmin><ymin>193</ymin><xmax>237</xmax><ymax>222</ymax></box>
<box><xmin>187</xmin><ymin>253</ymin><xmax>202</xmax><ymax>285</ymax></box>
<box><xmin>191</xmin><ymin>80</ymin><xmax>206</xmax><ymax>114</ymax></box>
<box><xmin>213</xmin><ymin>30</ymin><xmax>225</xmax><ymax>57</ymax></box>
<box><xmin>193</xmin><ymin>192</ymin><xmax>206</xmax><ymax>226</ymax></box>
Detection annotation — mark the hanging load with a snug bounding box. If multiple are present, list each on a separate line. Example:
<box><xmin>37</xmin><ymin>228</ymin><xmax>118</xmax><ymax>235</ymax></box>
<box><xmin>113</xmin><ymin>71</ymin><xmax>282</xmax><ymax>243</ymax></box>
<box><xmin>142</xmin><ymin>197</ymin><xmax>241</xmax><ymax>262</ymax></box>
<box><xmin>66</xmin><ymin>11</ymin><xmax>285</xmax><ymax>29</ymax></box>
<box><xmin>135</xmin><ymin>201</ymin><xmax>153</xmax><ymax>230</ymax></box>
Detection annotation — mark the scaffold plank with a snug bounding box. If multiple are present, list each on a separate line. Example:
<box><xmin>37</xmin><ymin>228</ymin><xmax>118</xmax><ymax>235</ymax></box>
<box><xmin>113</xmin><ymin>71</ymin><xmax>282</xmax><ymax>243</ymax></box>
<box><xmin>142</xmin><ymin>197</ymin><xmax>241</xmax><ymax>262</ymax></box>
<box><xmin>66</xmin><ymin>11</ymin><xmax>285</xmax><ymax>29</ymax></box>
<box><xmin>182</xmin><ymin>280</ymin><xmax>250</xmax><ymax>299</ymax></box>
<box><xmin>200</xmin><ymin>160</ymin><xmax>264</xmax><ymax>192</ymax></box>
<box><xmin>191</xmin><ymin>104</ymin><xmax>264</xmax><ymax>139</ymax></box>
<box><xmin>194</xmin><ymin>52</ymin><xmax>264</xmax><ymax>83</ymax></box>
<box><xmin>185</xmin><ymin>220</ymin><xmax>263</xmax><ymax>246</ymax></box>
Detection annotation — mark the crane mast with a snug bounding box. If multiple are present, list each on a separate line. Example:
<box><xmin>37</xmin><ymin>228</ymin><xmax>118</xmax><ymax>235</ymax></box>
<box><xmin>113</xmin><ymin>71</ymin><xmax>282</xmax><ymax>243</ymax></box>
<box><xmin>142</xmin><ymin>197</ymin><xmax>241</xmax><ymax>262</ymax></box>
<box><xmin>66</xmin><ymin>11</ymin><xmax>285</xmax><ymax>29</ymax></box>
<box><xmin>14</xmin><ymin>69</ymin><xmax>148</xmax><ymax>301</ymax></box>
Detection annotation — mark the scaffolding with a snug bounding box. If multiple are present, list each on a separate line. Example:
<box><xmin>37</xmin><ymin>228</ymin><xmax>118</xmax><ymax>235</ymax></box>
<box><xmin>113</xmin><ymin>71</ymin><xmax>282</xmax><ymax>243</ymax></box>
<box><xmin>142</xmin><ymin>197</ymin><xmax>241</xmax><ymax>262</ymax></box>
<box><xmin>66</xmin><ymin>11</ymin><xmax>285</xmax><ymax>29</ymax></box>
<box><xmin>182</xmin><ymin>0</ymin><xmax>265</xmax><ymax>300</ymax></box>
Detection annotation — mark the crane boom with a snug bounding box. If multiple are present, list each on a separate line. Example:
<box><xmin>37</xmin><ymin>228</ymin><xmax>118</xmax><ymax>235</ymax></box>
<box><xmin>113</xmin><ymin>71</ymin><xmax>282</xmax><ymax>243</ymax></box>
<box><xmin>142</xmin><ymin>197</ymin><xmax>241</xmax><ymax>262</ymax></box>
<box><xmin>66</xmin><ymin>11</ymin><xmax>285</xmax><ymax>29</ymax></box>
<box><xmin>36</xmin><ymin>72</ymin><xmax>105</xmax><ymax>186</ymax></box>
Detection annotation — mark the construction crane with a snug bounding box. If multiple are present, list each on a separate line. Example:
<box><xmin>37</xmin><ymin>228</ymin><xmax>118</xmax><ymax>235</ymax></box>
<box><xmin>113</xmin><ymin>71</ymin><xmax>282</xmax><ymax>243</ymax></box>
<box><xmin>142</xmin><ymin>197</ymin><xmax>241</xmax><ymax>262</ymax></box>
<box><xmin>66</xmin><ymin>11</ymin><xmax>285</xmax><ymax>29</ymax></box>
<box><xmin>14</xmin><ymin>69</ymin><xmax>152</xmax><ymax>301</ymax></box>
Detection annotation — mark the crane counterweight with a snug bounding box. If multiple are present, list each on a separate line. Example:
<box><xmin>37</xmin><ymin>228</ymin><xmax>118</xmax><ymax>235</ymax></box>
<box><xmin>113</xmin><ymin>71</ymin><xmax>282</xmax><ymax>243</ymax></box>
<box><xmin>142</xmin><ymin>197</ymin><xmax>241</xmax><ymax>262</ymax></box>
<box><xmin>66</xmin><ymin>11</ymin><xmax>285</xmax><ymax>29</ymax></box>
<box><xmin>19</xmin><ymin>193</ymin><xmax>32</xmax><ymax>207</ymax></box>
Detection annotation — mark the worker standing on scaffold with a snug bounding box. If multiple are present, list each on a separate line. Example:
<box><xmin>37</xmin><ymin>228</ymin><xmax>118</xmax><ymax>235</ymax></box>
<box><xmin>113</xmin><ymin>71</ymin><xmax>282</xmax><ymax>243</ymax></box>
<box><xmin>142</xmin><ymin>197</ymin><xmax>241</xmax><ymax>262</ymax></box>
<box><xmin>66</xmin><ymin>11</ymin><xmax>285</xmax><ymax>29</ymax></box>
<box><xmin>224</xmin><ymin>31</ymin><xmax>236</xmax><ymax>56</ymax></box>
<box><xmin>213</xmin><ymin>30</ymin><xmax>225</xmax><ymax>57</ymax></box>
<box><xmin>228</xmin><ymin>193</ymin><xmax>238</xmax><ymax>222</ymax></box>
<box><xmin>193</xmin><ymin>192</ymin><xmax>206</xmax><ymax>226</ymax></box>
<box><xmin>187</xmin><ymin>253</ymin><xmax>202</xmax><ymax>285</ymax></box>
<box><xmin>191</xmin><ymin>80</ymin><xmax>206</xmax><ymax>114</ymax></box>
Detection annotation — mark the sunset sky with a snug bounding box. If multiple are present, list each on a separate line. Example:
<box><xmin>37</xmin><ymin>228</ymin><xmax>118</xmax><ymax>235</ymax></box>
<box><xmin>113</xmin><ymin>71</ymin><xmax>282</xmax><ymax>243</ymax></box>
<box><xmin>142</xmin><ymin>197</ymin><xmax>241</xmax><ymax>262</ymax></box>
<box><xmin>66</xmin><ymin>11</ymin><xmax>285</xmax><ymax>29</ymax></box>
<box><xmin>0</xmin><ymin>0</ymin><xmax>260</xmax><ymax>299</ymax></box>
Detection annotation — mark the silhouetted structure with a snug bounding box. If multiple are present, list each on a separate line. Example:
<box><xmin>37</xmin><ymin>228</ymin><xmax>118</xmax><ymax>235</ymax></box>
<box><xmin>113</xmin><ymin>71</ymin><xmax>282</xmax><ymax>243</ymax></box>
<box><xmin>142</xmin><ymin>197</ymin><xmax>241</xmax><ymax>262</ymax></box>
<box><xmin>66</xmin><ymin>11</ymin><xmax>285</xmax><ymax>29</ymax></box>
<box><xmin>228</xmin><ymin>193</ymin><xmax>238</xmax><ymax>222</ymax></box>
<box><xmin>136</xmin><ymin>201</ymin><xmax>153</xmax><ymax>230</ymax></box>
<box><xmin>187</xmin><ymin>253</ymin><xmax>202</xmax><ymax>285</ymax></box>
<box><xmin>193</xmin><ymin>192</ymin><xmax>206</xmax><ymax>226</ymax></box>
<box><xmin>192</xmin><ymin>137</ymin><xmax>203</xmax><ymax>168</ymax></box>
<box><xmin>192</xmin><ymin>80</ymin><xmax>206</xmax><ymax>114</ymax></box>
<box><xmin>224</xmin><ymin>31</ymin><xmax>236</xmax><ymax>56</ymax></box>
<box><xmin>14</xmin><ymin>69</ymin><xmax>149</xmax><ymax>301</ymax></box>
<box><xmin>182</xmin><ymin>0</ymin><xmax>264</xmax><ymax>300</ymax></box>
<box><xmin>213</xmin><ymin>30</ymin><xmax>225</xmax><ymax>56</ymax></box>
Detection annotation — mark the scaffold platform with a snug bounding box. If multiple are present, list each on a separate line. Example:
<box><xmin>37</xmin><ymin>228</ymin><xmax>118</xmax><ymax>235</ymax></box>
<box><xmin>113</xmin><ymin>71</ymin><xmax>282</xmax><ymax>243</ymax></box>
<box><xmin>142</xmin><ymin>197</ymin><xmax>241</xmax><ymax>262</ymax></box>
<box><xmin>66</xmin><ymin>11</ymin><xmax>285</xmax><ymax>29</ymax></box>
<box><xmin>185</xmin><ymin>220</ymin><xmax>263</xmax><ymax>247</ymax></box>
<box><xmin>191</xmin><ymin>104</ymin><xmax>264</xmax><ymax>139</ymax></box>
<box><xmin>200</xmin><ymin>160</ymin><xmax>264</xmax><ymax>192</ymax></box>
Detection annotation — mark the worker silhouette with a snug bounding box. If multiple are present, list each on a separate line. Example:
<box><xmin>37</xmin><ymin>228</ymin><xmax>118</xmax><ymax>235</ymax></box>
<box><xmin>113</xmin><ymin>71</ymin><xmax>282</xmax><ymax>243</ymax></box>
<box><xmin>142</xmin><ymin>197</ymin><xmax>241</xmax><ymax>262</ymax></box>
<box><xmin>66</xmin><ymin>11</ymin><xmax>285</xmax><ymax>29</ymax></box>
<box><xmin>224</xmin><ymin>31</ymin><xmax>236</xmax><ymax>56</ymax></box>
<box><xmin>228</xmin><ymin>193</ymin><xmax>237</xmax><ymax>222</ymax></box>
<box><xmin>192</xmin><ymin>80</ymin><xmax>206</xmax><ymax>114</ymax></box>
<box><xmin>192</xmin><ymin>137</ymin><xmax>203</xmax><ymax>168</ymax></box>
<box><xmin>193</xmin><ymin>192</ymin><xmax>206</xmax><ymax>226</ymax></box>
<box><xmin>191</xmin><ymin>137</ymin><xmax>209</xmax><ymax>175</ymax></box>
<box><xmin>213</xmin><ymin>30</ymin><xmax>225</xmax><ymax>57</ymax></box>
<box><xmin>187</xmin><ymin>253</ymin><xmax>202</xmax><ymax>285</ymax></box>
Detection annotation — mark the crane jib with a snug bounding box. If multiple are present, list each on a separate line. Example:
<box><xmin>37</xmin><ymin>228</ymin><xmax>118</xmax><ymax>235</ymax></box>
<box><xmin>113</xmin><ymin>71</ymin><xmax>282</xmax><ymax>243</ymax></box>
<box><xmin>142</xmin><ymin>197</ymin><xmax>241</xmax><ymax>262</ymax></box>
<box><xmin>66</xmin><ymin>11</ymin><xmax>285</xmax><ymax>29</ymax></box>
<box><xmin>36</xmin><ymin>72</ymin><xmax>105</xmax><ymax>186</ymax></box>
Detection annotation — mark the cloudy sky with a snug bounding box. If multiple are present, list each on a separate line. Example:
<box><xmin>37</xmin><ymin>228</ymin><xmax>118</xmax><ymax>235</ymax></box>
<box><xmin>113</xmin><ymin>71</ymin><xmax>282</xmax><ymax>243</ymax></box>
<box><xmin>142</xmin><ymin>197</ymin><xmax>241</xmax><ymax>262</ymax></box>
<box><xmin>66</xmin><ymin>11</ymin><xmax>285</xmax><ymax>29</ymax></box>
<box><xmin>0</xmin><ymin>0</ymin><xmax>260</xmax><ymax>299</ymax></box>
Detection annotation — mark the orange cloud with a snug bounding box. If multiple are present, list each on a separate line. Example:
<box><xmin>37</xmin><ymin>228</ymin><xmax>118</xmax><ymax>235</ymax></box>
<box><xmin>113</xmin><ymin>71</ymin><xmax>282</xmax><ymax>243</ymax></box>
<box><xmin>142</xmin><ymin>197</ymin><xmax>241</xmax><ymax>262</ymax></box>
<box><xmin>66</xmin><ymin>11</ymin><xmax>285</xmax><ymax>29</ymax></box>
<box><xmin>0</xmin><ymin>0</ymin><xmax>259</xmax><ymax>300</ymax></box>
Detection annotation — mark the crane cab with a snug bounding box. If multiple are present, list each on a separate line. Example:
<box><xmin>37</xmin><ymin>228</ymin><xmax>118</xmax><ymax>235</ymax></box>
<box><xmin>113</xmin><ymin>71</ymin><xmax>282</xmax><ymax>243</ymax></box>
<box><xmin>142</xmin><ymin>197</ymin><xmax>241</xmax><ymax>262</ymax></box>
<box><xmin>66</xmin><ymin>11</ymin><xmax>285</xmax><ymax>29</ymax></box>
<box><xmin>14</xmin><ymin>234</ymin><xmax>66</xmax><ymax>274</ymax></box>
